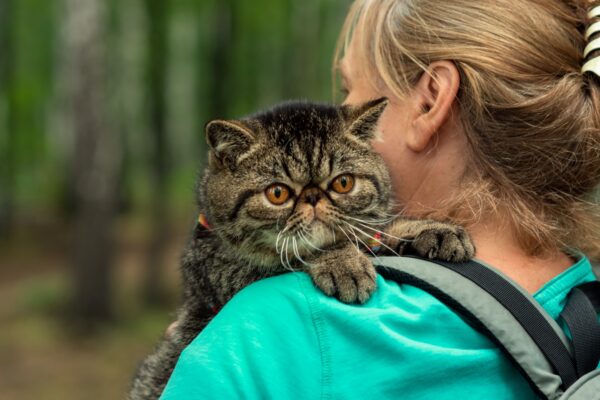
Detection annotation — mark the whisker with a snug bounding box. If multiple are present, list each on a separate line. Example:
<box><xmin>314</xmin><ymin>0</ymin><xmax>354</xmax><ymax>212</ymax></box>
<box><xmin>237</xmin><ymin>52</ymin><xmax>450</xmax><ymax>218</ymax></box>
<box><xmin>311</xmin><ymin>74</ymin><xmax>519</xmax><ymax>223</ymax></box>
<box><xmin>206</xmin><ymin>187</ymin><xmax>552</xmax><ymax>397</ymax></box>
<box><xmin>343</xmin><ymin>214</ymin><xmax>395</xmax><ymax>225</ymax></box>
<box><xmin>281</xmin><ymin>223</ymin><xmax>293</xmax><ymax>235</ymax></box>
<box><xmin>330</xmin><ymin>226</ymin><xmax>338</xmax><ymax>245</ymax></box>
<box><xmin>336</xmin><ymin>223</ymin><xmax>357</xmax><ymax>248</ymax></box>
<box><xmin>279</xmin><ymin>237</ymin><xmax>287</xmax><ymax>271</ymax></box>
<box><xmin>276</xmin><ymin>230</ymin><xmax>285</xmax><ymax>254</ymax></box>
<box><xmin>292</xmin><ymin>237</ymin><xmax>311</xmax><ymax>268</ymax></box>
<box><xmin>296</xmin><ymin>229</ymin><xmax>310</xmax><ymax>248</ymax></box>
<box><xmin>298</xmin><ymin>229</ymin><xmax>324</xmax><ymax>253</ymax></box>
<box><xmin>336</xmin><ymin>223</ymin><xmax>360</xmax><ymax>252</ymax></box>
<box><xmin>348</xmin><ymin>224</ymin><xmax>360</xmax><ymax>249</ymax></box>
<box><xmin>300</xmin><ymin>225</ymin><xmax>323</xmax><ymax>247</ymax></box>
<box><xmin>299</xmin><ymin>224</ymin><xmax>318</xmax><ymax>241</ymax></box>
<box><xmin>342</xmin><ymin>220</ymin><xmax>401</xmax><ymax>257</ymax></box>
<box><xmin>323</xmin><ymin>204</ymin><xmax>395</xmax><ymax>227</ymax></box>
<box><xmin>280</xmin><ymin>237</ymin><xmax>290</xmax><ymax>271</ymax></box>
<box><xmin>349</xmin><ymin>220</ymin><xmax>412</xmax><ymax>243</ymax></box>
<box><xmin>301</xmin><ymin>225</ymin><xmax>327</xmax><ymax>250</ymax></box>
<box><xmin>282</xmin><ymin>238</ymin><xmax>289</xmax><ymax>271</ymax></box>
<box><xmin>346</xmin><ymin>224</ymin><xmax>382</xmax><ymax>263</ymax></box>
<box><xmin>284</xmin><ymin>238</ymin><xmax>295</xmax><ymax>271</ymax></box>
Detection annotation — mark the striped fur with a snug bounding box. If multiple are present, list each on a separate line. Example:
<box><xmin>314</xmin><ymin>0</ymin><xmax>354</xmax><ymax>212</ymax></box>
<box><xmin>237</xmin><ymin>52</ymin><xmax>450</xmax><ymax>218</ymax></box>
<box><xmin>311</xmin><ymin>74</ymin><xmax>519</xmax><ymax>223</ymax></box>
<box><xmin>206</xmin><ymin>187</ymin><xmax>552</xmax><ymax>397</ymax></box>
<box><xmin>128</xmin><ymin>99</ymin><xmax>474</xmax><ymax>399</ymax></box>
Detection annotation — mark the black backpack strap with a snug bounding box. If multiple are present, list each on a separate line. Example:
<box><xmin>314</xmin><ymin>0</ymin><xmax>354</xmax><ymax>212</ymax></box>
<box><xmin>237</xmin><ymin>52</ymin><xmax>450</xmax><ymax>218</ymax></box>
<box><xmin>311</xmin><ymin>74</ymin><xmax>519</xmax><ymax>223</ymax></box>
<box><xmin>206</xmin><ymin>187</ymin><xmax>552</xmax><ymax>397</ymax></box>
<box><xmin>373</xmin><ymin>256</ymin><xmax>586</xmax><ymax>399</ymax></box>
<box><xmin>424</xmin><ymin>257</ymin><xmax>579</xmax><ymax>388</ymax></box>
<box><xmin>560</xmin><ymin>281</ymin><xmax>600</xmax><ymax>377</ymax></box>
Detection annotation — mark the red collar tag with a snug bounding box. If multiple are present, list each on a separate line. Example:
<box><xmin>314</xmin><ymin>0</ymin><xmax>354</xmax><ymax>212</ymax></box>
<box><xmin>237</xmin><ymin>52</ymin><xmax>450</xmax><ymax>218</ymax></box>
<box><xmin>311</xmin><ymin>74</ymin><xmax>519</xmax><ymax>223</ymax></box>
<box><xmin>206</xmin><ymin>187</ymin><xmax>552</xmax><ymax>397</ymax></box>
<box><xmin>195</xmin><ymin>213</ymin><xmax>213</xmax><ymax>238</ymax></box>
<box><xmin>198</xmin><ymin>213</ymin><xmax>212</xmax><ymax>230</ymax></box>
<box><xmin>367</xmin><ymin>232</ymin><xmax>383</xmax><ymax>253</ymax></box>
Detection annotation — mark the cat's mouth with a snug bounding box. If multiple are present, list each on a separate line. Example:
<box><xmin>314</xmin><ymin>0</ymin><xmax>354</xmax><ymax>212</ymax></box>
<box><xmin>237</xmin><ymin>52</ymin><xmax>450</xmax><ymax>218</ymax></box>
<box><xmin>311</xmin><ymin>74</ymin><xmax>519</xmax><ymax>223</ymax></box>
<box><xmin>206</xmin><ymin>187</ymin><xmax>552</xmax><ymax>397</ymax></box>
<box><xmin>245</xmin><ymin>220</ymin><xmax>373</xmax><ymax>270</ymax></box>
<box><xmin>244</xmin><ymin>207</ymin><xmax>378</xmax><ymax>269</ymax></box>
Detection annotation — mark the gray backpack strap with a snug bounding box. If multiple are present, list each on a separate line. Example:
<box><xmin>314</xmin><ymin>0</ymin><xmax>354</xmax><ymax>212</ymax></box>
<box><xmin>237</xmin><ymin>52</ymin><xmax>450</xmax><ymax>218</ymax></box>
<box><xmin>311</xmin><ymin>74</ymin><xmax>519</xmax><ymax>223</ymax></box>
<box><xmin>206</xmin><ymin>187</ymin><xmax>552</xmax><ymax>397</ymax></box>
<box><xmin>561</xmin><ymin>370</ymin><xmax>600</xmax><ymax>399</ymax></box>
<box><xmin>373</xmin><ymin>256</ymin><xmax>575</xmax><ymax>400</ymax></box>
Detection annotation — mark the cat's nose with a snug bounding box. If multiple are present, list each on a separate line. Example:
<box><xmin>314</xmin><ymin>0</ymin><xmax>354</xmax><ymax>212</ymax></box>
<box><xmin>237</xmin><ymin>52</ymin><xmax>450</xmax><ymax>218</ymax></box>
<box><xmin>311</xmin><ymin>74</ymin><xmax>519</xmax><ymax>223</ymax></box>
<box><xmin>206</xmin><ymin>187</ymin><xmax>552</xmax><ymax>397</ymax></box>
<box><xmin>300</xmin><ymin>187</ymin><xmax>322</xmax><ymax>206</ymax></box>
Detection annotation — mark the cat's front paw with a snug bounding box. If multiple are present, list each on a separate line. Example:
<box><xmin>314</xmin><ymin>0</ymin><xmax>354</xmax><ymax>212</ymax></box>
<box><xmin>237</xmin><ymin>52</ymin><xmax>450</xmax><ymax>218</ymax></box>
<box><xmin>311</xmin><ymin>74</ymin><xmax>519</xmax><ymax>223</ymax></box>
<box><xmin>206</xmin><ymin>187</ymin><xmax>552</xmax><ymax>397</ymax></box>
<box><xmin>411</xmin><ymin>225</ymin><xmax>475</xmax><ymax>262</ymax></box>
<box><xmin>308</xmin><ymin>251</ymin><xmax>376</xmax><ymax>304</ymax></box>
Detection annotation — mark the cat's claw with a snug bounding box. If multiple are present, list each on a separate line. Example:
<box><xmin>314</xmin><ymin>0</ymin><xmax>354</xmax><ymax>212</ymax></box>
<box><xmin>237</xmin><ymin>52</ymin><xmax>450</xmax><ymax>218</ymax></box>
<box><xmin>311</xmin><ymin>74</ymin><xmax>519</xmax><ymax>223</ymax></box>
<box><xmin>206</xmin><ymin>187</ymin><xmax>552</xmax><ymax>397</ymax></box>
<box><xmin>309</xmin><ymin>251</ymin><xmax>377</xmax><ymax>304</ymax></box>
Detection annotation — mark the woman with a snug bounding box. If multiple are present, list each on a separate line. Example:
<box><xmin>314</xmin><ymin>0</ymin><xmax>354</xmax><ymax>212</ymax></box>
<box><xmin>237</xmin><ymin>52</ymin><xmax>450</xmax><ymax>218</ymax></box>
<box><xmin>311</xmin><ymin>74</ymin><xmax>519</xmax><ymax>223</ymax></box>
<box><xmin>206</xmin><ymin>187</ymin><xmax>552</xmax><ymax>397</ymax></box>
<box><xmin>160</xmin><ymin>0</ymin><xmax>600</xmax><ymax>398</ymax></box>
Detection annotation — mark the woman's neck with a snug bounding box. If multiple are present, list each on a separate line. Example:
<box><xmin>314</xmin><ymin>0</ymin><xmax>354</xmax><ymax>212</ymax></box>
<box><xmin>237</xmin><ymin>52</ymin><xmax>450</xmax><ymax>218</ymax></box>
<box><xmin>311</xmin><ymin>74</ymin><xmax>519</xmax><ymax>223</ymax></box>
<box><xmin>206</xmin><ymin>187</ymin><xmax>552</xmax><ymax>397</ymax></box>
<box><xmin>468</xmin><ymin>221</ymin><xmax>574</xmax><ymax>294</ymax></box>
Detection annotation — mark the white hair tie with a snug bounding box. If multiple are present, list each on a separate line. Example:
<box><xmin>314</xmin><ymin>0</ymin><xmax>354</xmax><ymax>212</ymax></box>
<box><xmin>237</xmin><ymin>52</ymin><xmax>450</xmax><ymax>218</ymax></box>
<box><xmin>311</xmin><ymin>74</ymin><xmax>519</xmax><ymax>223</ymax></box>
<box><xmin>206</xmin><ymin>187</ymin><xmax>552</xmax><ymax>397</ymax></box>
<box><xmin>584</xmin><ymin>38</ymin><xmax>600</xmax><ymax>58</ymax></box>
<box><xmin>586</xmin><ymin>21</ymin><xmax>600</xmax><ymax>40</ymax></box>
<box><xmin>583</xmin><ymin>56</ymin><xmax>600</xmax><ymax>75</ymax></box>
<box><xmin>582</xmin><ymin>5</ymin><xmax>600</xmax><ymax>76</ymax></box>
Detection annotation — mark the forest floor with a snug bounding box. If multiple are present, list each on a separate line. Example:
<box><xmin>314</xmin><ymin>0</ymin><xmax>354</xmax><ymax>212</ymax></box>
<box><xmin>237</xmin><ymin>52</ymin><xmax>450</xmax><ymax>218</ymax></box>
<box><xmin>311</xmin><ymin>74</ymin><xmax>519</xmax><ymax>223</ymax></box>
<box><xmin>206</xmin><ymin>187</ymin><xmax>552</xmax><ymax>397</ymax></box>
<box><xmin>0</xmin><ymin>216</ymin><xmax>188</xmax><ymax>400</ymax></box>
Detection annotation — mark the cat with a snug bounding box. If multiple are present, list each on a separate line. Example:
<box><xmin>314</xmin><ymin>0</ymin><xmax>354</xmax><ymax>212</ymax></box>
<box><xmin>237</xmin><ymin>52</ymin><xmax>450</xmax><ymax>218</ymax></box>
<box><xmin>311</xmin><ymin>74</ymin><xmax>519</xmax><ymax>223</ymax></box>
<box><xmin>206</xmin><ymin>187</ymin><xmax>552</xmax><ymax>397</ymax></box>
<box><xmin>128</xmin><ymin>98</ymin><xmax>475</xmax><ymax>399</ymax></box>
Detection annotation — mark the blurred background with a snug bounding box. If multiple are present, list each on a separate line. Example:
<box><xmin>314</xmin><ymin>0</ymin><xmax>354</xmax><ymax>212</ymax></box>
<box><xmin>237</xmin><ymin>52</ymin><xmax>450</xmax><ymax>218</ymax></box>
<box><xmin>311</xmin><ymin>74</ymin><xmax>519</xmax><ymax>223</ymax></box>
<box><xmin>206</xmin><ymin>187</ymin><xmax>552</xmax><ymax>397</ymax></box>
<box><xmin>0</xmin><ymin>0</ymin><xmax>348</xmax><ymax>398</ymax></box>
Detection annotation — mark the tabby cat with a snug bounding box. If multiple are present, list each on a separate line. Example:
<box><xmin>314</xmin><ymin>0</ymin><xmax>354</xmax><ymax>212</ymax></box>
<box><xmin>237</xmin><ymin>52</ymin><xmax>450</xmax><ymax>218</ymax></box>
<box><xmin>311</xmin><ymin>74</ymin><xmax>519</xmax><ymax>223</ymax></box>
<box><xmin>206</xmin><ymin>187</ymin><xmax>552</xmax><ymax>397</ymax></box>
<box><xmin>128</xmin><ymin>98</ymin><xmax>475</xmax><ymax>399</ymax></box>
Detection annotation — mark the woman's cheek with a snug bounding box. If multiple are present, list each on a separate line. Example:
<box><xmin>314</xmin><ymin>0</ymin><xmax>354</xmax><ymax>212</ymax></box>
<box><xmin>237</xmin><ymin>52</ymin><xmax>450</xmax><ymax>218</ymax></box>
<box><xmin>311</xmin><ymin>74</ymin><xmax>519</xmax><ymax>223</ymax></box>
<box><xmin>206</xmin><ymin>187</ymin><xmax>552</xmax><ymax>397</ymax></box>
<box><xmin>371</xmin><ymin>112</ymin><xmax>415</xmax><ymax>209</ymax></box>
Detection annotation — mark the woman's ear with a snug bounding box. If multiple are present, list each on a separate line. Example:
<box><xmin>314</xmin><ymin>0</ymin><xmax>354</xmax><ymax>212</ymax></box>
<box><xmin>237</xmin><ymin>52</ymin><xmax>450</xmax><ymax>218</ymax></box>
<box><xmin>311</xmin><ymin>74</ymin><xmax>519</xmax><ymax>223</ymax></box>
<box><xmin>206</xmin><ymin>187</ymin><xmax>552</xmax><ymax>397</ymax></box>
<box><xmin>407</xmin><ymin>61</ymin><xmax>460</xmax><ymax>152</ymax></box>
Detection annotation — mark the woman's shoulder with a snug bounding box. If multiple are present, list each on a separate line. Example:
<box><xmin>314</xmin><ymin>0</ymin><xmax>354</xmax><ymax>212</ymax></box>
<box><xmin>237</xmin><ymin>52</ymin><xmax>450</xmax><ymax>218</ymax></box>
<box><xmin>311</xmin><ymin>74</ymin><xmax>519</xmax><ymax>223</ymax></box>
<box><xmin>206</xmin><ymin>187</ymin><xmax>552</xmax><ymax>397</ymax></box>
<box><xmin>224</xmin><ymin>271</ymin><xmax>310</xmax><ymax>309</ymax></box>
<box><xmin>220</xmin><ymin>268</ymin><xmax>502</xmax><ymax>366</ymax></box>
<box><xmin>164</xmin><ymin>263</ymin><xmax>545</xmax><ymax>399</ymax></box>
<box><xmin>216</xmin><ymin>270</ymin><xmax>468</xmax><ymax>330</ymax></box>
<box><xmin>223</xmin><ymin>270</ymin><xmax>477</xmax><ymax>332</ymax></box>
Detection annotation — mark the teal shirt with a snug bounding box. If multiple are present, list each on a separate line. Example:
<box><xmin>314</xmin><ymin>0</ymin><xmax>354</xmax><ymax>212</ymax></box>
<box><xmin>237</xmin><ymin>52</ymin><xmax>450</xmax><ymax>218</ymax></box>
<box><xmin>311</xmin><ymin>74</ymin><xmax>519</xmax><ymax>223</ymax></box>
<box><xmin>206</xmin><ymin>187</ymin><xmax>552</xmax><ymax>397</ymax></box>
<box><xmin>161</xmin><ymin>257</ymin><xmax>598</xmax><ymax>399</ymax></box>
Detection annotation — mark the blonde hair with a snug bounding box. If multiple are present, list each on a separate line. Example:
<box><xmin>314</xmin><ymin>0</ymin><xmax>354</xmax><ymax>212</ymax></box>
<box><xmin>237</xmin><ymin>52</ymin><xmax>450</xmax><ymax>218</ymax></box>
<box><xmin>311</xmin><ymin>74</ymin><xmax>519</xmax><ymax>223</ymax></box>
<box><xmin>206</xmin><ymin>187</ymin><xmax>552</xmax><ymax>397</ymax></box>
<box><xmin>336</xmin><ymin>0</ymin><xmax>600</xmax><ymax>258</ymax></box>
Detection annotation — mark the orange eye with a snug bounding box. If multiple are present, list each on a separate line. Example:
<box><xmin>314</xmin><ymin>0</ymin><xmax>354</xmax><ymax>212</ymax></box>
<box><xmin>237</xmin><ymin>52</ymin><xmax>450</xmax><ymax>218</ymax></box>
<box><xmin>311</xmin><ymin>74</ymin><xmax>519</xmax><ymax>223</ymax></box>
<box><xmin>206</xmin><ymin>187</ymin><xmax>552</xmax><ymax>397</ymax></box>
<box><xmin>265</xmin><ymin>184</ymin><xmax>291</xmax><ymax>205</ymax></box>
<box><xmin>331</xmin><ymin>174</ymin><xmax>355</xmax><ymax>194</ymax></box>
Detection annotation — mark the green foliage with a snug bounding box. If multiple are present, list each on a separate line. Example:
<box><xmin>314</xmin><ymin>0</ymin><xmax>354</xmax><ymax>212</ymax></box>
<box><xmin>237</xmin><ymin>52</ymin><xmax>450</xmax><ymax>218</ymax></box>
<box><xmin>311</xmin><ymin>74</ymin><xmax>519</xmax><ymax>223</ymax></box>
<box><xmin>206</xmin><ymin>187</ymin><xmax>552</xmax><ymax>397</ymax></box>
<box><xmin>0</xmin><ymin>0</ymin><xmax>348</xmax><ymax>215</ymax></box>
<box><xmin>0</xmin><ymin>3</ymin><xmax>351</xmax><ymax>395</ymax></box>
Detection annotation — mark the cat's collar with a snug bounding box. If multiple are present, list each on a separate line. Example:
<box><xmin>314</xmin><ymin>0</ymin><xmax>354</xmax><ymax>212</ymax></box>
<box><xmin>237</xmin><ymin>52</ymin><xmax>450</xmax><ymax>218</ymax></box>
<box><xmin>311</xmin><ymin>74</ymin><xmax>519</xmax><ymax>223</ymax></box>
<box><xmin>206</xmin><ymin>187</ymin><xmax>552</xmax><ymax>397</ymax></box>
<box><xmin>195</xmin><ymin>213</ymin><xmax>212</xmax><ymax>238</ymax></box>
<box><xmin>367</xmin><ymin>232</ymin><xmax>383</xmax><ymax>253</ymax></box>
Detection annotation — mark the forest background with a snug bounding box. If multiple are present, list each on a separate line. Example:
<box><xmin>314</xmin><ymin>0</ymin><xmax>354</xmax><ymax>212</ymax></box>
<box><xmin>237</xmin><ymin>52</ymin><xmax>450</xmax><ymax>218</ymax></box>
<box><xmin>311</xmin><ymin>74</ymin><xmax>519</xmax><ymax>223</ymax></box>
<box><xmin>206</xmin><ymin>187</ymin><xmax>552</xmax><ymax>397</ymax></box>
<box><xmin>0</xmin><ymin>0</ymin><xmax>348</xmax><ymax>398</ymax></box>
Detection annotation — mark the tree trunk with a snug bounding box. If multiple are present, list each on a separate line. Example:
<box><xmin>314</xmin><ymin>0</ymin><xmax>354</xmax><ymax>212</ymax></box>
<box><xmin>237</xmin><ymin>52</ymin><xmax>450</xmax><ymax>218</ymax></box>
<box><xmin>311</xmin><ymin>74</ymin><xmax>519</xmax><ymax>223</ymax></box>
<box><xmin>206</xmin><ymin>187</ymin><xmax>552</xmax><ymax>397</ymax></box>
<box><xmin>206</xmin><ymin>0</ymin><xmax>232</xmax><ymax>119</ymax></box>
<box><xmin>65</xmin><ymin>0</ymin><xmax>119</xmax><ymax>329</ymax></box>
<box><xmin>283</xmin><ymin>0</ymin><xmax>320</xmax><ymax>98</ymax></box>
<box><xmin>0</xmin><ymin>0</ymin><xmax>16</xmax><ymax>240</ymax></box>
<box><xmin>142</xmin><ymin>0</ymin><xmax>170</xmax><ymax>306</ymax></box>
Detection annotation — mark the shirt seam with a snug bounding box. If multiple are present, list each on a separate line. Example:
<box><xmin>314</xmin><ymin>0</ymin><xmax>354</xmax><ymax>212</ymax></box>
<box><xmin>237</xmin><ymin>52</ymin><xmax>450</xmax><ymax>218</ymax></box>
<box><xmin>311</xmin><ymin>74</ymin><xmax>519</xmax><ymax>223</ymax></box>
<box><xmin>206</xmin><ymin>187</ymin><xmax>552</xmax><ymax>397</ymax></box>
<box><xmin>295</xmin><ymin>273</ymin><xmax>332</xmax><ymax>400</ymax></box>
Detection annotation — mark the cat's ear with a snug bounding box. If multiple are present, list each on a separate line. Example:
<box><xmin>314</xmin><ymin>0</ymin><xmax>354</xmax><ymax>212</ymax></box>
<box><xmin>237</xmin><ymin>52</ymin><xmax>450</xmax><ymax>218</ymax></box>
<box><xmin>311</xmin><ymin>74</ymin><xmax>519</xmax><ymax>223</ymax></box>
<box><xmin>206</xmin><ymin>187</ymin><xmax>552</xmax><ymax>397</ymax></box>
<box><xmin>342</xmin><ymin>97</ymin><xmax>388</xmax><ymax>141</ymax></box>
<box><xmin>205</xmin><ymin>119</ymin><xmax>256</xmax><ymax>169</ymax></box>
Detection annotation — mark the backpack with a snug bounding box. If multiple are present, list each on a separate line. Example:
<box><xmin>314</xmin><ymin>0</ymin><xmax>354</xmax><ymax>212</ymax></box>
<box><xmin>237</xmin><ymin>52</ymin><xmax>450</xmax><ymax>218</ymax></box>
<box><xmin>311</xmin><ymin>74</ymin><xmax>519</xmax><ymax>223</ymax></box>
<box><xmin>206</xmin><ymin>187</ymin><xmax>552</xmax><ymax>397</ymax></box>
<box><xmin>372</xmin><ymin>257</ymin><xmax>600</xmax><ymax>400</ymax></box>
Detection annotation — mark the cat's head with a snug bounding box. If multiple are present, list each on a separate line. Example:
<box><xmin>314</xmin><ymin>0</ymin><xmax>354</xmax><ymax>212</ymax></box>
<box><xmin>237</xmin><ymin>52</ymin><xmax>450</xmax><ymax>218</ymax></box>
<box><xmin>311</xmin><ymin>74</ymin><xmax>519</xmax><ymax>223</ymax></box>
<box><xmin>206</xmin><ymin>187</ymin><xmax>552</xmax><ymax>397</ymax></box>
<box><xmin>200</xmin><ymin>98</ymin><xmax>392</xmax><ymax>268</ymax></box>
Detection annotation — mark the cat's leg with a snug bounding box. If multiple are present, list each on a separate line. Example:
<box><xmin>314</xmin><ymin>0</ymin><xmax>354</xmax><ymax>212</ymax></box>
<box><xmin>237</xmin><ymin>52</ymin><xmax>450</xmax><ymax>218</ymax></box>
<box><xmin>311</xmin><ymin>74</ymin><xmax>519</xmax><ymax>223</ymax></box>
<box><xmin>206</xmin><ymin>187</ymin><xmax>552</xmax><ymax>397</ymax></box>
<box><xmin>129</xmin><ymin>332</ymin><xmax>183</xmax><ymax>400</ymax></box>
<box><xmin>305</xmin><ymin>244</ymin><xmax>377</xmax><ymax>304</ymax></box>
<box><xmin>128</xmin><ymin>305</ymin><xmax>211</xmax><ymax>400</ymax></box>
<box><xmin>383</xmin><ymin>218</ymin><xmax>475</xmax><ymax>262</ymax></box>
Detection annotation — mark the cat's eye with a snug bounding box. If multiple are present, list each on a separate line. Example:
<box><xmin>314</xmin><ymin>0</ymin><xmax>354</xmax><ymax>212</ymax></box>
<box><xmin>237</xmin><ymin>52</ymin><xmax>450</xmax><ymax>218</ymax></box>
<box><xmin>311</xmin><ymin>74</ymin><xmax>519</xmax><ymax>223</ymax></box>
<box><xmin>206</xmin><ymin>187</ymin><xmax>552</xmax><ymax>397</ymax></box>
<box><xmin>331</xmin><ymin>174</ymin><xmax>355</xmax><ymax>194</ymax></box>
<box><xmin>265</xmin><ymin>184</ymin><xmax>291</xmax><ymax>205</ymax></box>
